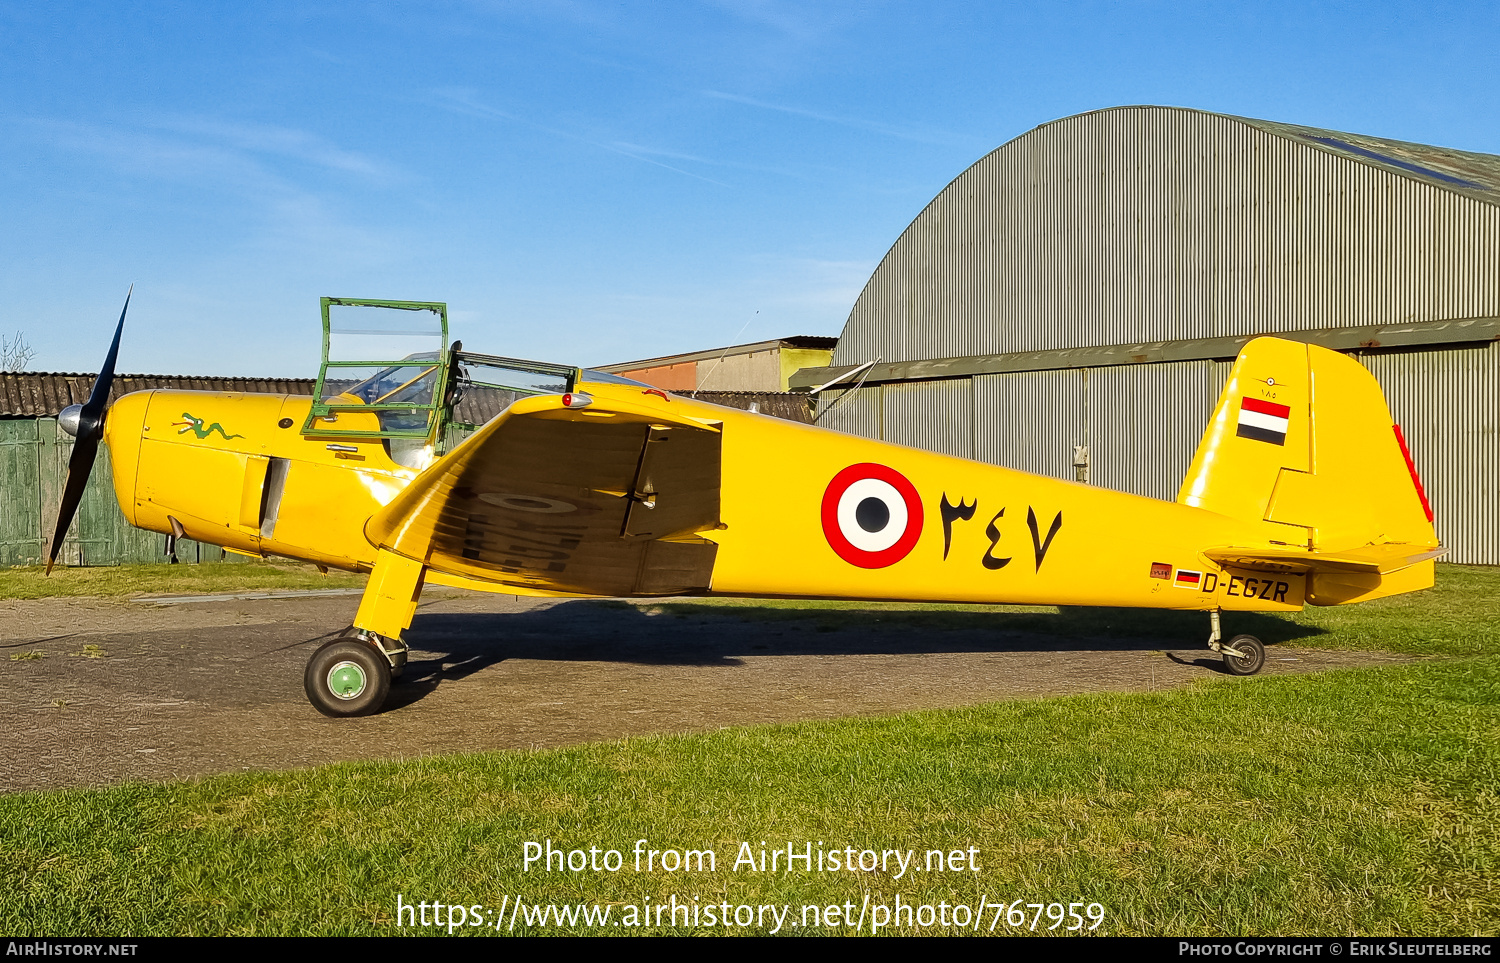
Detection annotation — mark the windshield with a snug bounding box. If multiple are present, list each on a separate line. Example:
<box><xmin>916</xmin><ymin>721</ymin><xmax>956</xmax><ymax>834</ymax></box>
<box><xmin>321</xmin><ymin>354</ymin><xmax>443</xmax><ymax>408</ymax></box>
<box><xmin>326</xmin><ymin>302</ymin><xmax>444</xmax><ymax>363</ymax></box>
<box><xmin>448</xmin><ymin>352</ymin><xmax>577</xmax><ymax>429</ymax></box>
<box><xmin>306</xmin><ymin>298</ymin><xmax>451</xmax><ymax>442</ymax></box>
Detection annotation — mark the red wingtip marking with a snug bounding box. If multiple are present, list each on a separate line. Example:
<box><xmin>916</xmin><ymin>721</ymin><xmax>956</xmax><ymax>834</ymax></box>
<box><xmin>1392</xmin><ymin>425</ymin><xmax>1434</xmax><ymax>523</ymax></box>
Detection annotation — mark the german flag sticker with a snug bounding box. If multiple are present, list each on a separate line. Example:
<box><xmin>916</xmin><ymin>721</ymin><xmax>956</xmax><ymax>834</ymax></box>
<box><xmin>1174</xmin><ymin>569</ymin><xmax>1203</xmax><ymax>589</ymax></box>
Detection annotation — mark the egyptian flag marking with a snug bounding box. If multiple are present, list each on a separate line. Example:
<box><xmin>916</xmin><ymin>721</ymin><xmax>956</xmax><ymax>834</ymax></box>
<box><xmin>1236</xmin><ymin>396</ymin><xmax>1291</xmax><ymax>445</ymax></box>
<box><xmin>1174</xmin><ymin>569</ymin><xmax>1203</xmax><ymax>589</ymax></box>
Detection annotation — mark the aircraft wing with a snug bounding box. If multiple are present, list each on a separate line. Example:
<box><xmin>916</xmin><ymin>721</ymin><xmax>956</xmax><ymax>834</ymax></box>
<box><xmin>364</xmin><ymin>390</ymin><xmax>724</xmax><ymax>596</ymax></box>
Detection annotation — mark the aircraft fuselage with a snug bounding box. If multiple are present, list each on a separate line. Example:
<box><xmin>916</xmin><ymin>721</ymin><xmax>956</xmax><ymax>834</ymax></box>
<box><xmin>100</xmin><ymin>385</ymin><xmax>1329</xmax><ymax>614</ymax></box>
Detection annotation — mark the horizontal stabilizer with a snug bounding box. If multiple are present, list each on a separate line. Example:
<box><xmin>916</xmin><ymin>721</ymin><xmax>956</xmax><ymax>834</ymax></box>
<box><xmin>1204</xmin><ymin>543</ymin><xmax>1447</xmax><ymax>575</ymax></box>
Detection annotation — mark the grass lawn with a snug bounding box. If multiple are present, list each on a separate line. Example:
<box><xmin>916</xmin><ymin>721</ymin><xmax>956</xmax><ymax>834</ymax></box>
<box><xmin>0</xmin><ymin>565</ymin><xmax>1495</xmax><ymax>936</ymax></box>
<box><xmin>0</xmin><ymin>560</ymin><xmax>366</xmax><ymax>600</ymax></box>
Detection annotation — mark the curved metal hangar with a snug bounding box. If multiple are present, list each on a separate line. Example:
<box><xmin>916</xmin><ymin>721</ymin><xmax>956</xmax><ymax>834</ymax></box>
<box><xmin>794</xmin><ymin>106</ymin><xmax>1500</xmax><ymax>563</ymax></box>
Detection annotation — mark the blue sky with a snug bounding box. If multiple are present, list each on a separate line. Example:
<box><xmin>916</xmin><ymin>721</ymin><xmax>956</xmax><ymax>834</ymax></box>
<box><xmin>3</xmin><ymin>1</ymin><xmax>1497</xmax><ymax>377</ymax></box>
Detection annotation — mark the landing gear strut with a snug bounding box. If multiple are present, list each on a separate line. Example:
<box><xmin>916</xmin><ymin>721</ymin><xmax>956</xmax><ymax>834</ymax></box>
<box><xmin>1206</xmin><ymin>609</ymin><xmax>1265</xmax><ymax>676</ymax></box>
<box><xmin>305</xmin><ymin>549</ymin><xmax>424</xmax><ymax>717</ymax></box>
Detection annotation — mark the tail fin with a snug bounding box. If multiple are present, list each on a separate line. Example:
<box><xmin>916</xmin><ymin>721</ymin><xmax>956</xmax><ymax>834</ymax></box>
<box><xmin>1178</xmin><ymin>337</ymin><xmax>1441</xmax><ymax>605</ymax></box>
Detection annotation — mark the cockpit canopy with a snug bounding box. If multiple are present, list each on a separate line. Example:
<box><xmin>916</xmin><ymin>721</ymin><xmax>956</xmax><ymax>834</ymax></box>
<box><xmin>303</xmin><ymin>298</ymin><xmax>646</xmax><ymax>462</ymax></box>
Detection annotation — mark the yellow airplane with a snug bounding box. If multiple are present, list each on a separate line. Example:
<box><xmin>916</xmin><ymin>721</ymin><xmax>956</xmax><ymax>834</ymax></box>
<box><xmin>49</xmin><ymin>294</ymin><xmax>1443</xmax><ymax>717</ymax></box>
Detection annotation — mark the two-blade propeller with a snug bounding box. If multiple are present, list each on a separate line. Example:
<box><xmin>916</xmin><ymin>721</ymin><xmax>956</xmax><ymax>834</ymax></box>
<box><xmin>46</xmin><ymin>287</ymin><xmax>132</xmax><ymax>574</ymax></box>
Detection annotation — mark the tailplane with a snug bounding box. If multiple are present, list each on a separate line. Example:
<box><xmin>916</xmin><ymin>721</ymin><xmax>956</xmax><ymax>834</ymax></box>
<box><xmin>1177</xmin><ymin>337</ymin><xmax>1441</xmax><ymax>605</ymax></box>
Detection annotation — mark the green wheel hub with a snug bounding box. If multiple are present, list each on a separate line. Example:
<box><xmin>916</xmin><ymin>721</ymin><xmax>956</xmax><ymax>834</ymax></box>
<box><xmin>327</xmin><ymin>660</ymin><xmax>368</xmax><ymax>700</ymax></box>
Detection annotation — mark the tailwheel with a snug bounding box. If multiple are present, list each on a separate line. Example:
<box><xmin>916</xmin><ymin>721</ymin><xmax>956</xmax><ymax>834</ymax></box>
<box><xmin>305</xmin><ymin>638</ymin><xmax>392</xmax><ymax>717</ymax></box>
<box><xmin>1221</xmin><ymin>634</ymin><xmax>1266</xmax><ymax>676</ymax></box>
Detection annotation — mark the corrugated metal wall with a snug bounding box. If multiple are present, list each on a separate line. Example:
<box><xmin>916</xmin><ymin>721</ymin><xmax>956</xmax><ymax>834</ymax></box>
<box><xmin>882</xmin><ymin>379</ymin><xmax>973</xmax><ymax>459</ymax></box>
<box><xmin>1084</xmin><ymin>360</ymin><xmax>1227</xmax><ymax>501</ymax></box>
<box><xmin>0</xmin><ymin>418</ymin><xmax>238</xmax><ymax>567</ymax></box>
<box><xmin>814</xmin><ymin>384</ymin><xmax>884</xmax><ymax>440</ymax></box>
<box><xmin>1364</xmin><ymin>343</ymin><xmax>1500</xmax><ymax>564</ymax></box>
<box><xmin>972</xmin><ymin>368</ymin><xmax>1084</xmax><ymax>481</ymax></box>
<box><xmin>818</xmin><ymin>360</ymin><xmax>1227</xmax><ymax>501</ymax></box>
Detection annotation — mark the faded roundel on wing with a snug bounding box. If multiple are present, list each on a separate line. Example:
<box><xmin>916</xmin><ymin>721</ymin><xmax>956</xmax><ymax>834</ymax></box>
<box><xmin>821</xmin><ymin>464</ymin><xmax>924</xmax><ymax>568</ymax></box>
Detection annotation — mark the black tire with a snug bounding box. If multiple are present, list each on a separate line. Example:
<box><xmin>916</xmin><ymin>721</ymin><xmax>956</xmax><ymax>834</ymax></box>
<box><xmin>1222</xmin><ymin>634</ymin><xmax>1266</xmax><ymax>676</ymax></box>
<box><xmin>304</xmin><ymin>639</ymin><xmax>391</xmax><ymax>717</ymax></box>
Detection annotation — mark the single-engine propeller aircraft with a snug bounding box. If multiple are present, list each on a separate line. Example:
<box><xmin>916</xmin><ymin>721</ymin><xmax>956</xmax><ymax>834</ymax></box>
<box><xmin>49</xmin><ymin>294</ymin><xmax>1443</xmax><ymax>717</ymax></box>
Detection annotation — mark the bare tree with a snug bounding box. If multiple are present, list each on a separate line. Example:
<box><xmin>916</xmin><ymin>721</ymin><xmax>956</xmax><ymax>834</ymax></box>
<box><xmin>1</xmin><ymin>330</ymin><xmax>35</xmax><ymax>371</ymax></box>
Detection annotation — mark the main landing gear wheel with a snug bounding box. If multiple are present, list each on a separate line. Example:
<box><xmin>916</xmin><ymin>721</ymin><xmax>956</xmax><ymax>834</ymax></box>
<box><xmin>1222</xmin><ymin>634</ymin><xmax>1266</xmax><ymax>676</ymax></box>
<box><xmin>305</xmin><ymin>638</ymin><xmax>391</xmax><ymax>717</ymax></box>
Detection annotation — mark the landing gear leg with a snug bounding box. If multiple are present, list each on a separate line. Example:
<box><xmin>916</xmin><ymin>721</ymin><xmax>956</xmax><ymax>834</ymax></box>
<box><xmin>304</xmin><ymin>549</ymin><xmax>425</xmax><ymax>716</ymax></box>
<box><xmin>1206</xmin><ymin>608</ymin><xmax>1265</xmax><ymax>676</ymax></box>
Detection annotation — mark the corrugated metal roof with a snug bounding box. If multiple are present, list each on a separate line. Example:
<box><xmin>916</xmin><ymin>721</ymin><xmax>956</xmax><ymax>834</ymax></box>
<box><xmin>599</xmin><ymin>337</ymin><xmax>838</xmax><ymax>373</ymax></box>
<box><xmin>0</xmin><ymin>372</ymin><xmax>315</xmax><ymax>418</ymax></box>
<box><xmin>0</xmin><ymin>373</ymin><xmax>814</xmax><ymax>426</ymax></box>
<box><xmin>1228</xmin><ymin>114</ymin><xmax>1500</xmax><ymax>205</ymax></box>
<box><xmin>832</xmin><ymin>105</ymin><xmax>1500</xmax><ymax>367</ymax></box>
<box><xmin>687</xmin><ymin>391</ymin><xmax>815</xmax><ymax>423</ymax></box>
<box><xmin>1027</xmin><ymin>107</ymin><xmax>1500</xmax><ymax>206</ymax></box>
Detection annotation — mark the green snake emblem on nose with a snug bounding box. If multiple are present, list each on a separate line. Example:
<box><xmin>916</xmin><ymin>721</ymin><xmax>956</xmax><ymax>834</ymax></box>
<box><xmin>172</xmin><ymin>412</ymin><xmax>244</xmax><ymax>441</ymax></box>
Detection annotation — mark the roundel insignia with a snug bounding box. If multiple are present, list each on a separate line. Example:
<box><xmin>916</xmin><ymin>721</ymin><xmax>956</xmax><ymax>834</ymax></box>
<box><xmin>820</xmin><ymin>463</ymin><xmax>924</xmax><ymax>568</ymax></box>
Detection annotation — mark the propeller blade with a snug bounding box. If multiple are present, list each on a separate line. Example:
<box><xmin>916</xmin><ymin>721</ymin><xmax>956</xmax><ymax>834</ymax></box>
<box><xmin>44</xmin><ymin>287</ymin><xmax>132</xmax><ymax>574</ymax></box>
<box><xmin>45</xmin><ymin>434</ymin><xmax>100</xmax><ymax>574</ymax></box>
<box><xmin>73</xmin><ymin>285</ymin><xmax>131</xmax><ymax>441</ymax></box>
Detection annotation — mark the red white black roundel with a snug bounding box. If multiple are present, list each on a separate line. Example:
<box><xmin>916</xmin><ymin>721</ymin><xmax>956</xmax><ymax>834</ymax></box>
<box><xmin>820</xmin><ymin>463</ymin><xmax>924</xmax><ymax>568</ymax></box>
